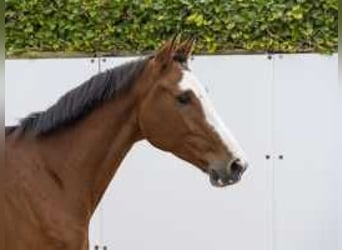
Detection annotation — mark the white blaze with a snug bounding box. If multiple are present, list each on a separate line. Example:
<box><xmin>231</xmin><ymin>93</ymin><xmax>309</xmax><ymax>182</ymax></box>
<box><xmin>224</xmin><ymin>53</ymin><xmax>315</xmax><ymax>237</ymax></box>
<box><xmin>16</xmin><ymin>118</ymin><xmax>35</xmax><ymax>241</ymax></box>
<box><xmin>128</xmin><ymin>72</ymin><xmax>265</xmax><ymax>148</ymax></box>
<box><xmin>179</xmin><ymin>69</ymin><xmax>247</xmax><ymax>163</ymax></box>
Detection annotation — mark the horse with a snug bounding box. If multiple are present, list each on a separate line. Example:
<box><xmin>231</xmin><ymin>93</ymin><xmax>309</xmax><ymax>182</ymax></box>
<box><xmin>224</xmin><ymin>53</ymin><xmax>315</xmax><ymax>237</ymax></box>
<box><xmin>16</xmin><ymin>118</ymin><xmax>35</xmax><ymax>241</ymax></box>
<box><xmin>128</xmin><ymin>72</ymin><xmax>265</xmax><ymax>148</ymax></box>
<box><xmin>1</xmin><ymin>36</ymin><xmax>248</xmax><ymax>250</ymax></box>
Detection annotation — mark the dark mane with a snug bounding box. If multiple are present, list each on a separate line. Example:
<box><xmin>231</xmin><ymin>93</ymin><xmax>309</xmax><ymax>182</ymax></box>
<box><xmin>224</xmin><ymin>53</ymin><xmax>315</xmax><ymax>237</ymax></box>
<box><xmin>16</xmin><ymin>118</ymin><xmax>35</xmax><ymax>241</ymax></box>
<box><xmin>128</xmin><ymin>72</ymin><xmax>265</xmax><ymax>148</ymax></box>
<box><xmin>5</xmin><ymin>126</ymin><xmax>17</xmax><ymax>136</ymax></box>
<box><xmin>15</xmin><ymin>56</ymin><xmax>151</xmax><ymax>136</ymax></box>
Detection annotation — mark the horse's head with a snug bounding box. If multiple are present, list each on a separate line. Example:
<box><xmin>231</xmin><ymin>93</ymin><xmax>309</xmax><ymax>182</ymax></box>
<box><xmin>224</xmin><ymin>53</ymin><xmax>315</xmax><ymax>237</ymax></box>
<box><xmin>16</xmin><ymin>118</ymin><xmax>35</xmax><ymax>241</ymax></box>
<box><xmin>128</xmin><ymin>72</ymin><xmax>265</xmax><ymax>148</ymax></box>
<box><xmin>137</xmin><ymin>37</ymin><xmax>248</xmax><ymax>187</ymax></box>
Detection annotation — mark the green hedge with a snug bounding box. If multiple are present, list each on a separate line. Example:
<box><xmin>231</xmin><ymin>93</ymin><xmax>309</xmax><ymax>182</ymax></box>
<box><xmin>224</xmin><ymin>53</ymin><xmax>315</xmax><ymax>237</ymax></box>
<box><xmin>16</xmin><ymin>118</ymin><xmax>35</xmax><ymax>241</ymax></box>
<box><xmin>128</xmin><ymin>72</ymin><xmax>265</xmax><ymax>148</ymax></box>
<box><xmin>5</xmin><ymin>0</ymin><xmax>338</xmax><ymax>57</ymax></box>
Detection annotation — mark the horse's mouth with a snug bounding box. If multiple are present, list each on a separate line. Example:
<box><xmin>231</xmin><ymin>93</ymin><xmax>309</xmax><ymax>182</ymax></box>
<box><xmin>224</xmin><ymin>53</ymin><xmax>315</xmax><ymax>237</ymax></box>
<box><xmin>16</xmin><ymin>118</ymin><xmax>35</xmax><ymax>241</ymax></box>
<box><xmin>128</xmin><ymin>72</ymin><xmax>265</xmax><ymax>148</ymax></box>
<box><xmin>209</xmin><ymin>168</ymin><xmax>242</xmax><ymax>187</ymax></box>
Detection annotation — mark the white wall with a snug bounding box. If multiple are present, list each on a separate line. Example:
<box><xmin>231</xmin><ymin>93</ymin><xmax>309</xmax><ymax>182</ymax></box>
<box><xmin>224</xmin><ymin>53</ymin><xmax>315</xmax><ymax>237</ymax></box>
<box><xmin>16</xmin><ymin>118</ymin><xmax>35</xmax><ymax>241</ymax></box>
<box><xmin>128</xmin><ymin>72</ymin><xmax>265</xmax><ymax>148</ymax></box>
<box><xmin>5</xmin><ymin>54</ymin><xmax>340</xmax><ymax>250</ymax></box>
<box><xmin>272</xmin><ymin>54</ymin><xmax>339</xmax><ymax>250</ymax></box>
<box><xmin>338</xmin><ymin>71</ymin><xmax>342</xmax><ymax>250</ymax></box>
<box><xmin>5</xmin><ymin>58</ymin><xmax>98</xmax><ymax>125</ymax></box>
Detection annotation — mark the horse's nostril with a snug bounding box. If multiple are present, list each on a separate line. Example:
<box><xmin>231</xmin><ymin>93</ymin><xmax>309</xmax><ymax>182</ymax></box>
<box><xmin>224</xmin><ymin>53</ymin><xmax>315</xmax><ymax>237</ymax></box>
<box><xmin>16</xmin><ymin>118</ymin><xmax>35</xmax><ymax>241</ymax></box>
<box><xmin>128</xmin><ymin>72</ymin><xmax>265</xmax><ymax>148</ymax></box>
<box><xmin>230</xmin><ymin>159</ymin><xmax>247</xmax><ymax>174</ymax></box>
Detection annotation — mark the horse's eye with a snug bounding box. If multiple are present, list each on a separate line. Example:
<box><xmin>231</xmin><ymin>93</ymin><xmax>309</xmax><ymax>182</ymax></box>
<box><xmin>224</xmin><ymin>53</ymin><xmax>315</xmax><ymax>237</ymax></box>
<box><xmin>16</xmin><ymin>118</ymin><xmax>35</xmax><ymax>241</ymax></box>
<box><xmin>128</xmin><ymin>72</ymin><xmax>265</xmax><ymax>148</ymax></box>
<box><xmin>176</xmin><ymin>91</ymin><xmax>191</xmax><ymax>105</ymax></box>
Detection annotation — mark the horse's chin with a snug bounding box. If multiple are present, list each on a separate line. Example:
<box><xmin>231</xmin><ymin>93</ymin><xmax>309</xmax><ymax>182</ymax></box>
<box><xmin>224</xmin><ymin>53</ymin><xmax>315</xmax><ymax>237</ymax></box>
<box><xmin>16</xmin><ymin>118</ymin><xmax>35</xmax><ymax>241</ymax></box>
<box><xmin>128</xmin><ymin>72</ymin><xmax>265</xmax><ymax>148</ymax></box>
<box><xmin>208</xmin><ymin>167</ymin><xmax>242</xmax><ymax>187</ymax></box>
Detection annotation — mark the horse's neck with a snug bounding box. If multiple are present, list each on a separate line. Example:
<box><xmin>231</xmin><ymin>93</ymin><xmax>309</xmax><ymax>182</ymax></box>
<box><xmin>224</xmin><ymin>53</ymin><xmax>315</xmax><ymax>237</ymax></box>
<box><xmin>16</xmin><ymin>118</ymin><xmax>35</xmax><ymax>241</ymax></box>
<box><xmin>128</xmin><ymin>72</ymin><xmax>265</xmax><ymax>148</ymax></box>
<box><xmin>36</xmin><ymin>94</ymin><xmax>142</xmax><ymax>218</ymax></box>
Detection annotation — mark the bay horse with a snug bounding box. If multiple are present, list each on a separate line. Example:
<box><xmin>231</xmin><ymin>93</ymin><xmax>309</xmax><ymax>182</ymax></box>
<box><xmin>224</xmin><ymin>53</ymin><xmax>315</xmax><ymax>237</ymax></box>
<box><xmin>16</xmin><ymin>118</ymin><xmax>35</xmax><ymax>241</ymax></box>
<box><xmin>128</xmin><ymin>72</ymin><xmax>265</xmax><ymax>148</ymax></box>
<box><xmin>1</xmin><ymin>37</ymin><xmax>248</xmax><ymax>249</ymax></box>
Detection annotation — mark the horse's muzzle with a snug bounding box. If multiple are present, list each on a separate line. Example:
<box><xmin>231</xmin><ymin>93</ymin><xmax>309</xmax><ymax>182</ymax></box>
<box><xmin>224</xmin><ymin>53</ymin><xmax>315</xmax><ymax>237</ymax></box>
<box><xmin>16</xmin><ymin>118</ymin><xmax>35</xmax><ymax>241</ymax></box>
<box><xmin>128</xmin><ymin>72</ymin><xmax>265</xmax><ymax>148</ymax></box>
<box><xmin>209</xmin><ymin>159</ymin><xmax>248</xmax><ymax>187</ymax></box>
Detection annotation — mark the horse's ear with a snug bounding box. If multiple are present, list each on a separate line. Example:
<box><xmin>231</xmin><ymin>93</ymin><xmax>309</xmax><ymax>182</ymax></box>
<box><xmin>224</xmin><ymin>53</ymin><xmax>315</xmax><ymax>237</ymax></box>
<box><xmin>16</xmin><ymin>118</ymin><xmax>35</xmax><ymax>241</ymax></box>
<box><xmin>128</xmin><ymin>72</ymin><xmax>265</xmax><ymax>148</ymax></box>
<box><xmin>176</xmin><ymin>36</ymin><xmax>195</xmax><ymax>59</ymax></box>
<box><xmin>154</xmin><ymin>34</ymin><xmax>179</xmax><ymax>68</ymax></box>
